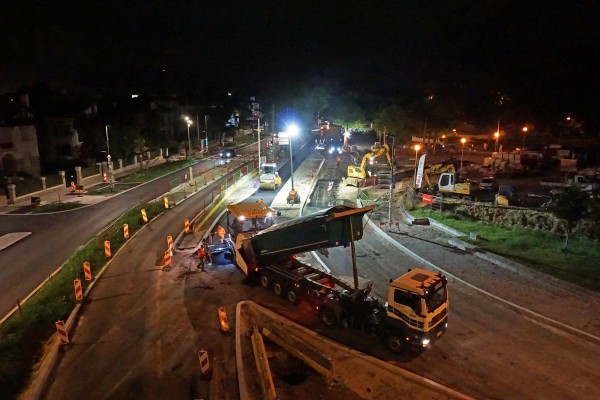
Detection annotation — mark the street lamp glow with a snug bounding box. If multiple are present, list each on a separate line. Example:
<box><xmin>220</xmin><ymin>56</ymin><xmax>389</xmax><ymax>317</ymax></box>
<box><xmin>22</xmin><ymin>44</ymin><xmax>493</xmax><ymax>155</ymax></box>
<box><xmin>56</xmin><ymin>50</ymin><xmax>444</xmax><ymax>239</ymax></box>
<box><xmin>460</xmin><ymin>138</ymin><xmax>467</xmax><ymax>170</ymax></box>
<box><xmin>286</xmin><ymin>124</ymin><xmax>300</xmax><ymax>194</ymax></box>
<box><xmin>494</xmin><ymin>131</ymin><xmax>500</xmax><ymax>152</ymax></box>
<box><xmin>184</xmin><ymin>116</ymin><xmax>193</xmax><ymax>159</ymax></box>
<box><xmin>413</xmin><ymin>144</ymin><xmax>421</xmax><ymax>186</ymax></box>
<box><xmin>522</xmin><ymin>126</ymin><xmax>528</xmax><ymax>132</ymax></box>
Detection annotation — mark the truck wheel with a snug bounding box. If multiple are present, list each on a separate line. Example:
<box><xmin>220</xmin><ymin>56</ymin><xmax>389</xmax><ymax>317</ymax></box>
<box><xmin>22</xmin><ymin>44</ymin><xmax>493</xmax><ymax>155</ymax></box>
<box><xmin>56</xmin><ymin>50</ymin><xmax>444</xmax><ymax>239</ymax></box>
<box><xmin>273</xmin><ymin>281</ymin><xmax>285</xmax><ymax>297</ymax></box>
<box><xmin>259</xmin><ymin>273</ymin><xmax>271</xmax><ymax>289</ymax></box>
<box><xmin>385</xmin><ymin>332</ymin><xmax>408</xmax><ymax>354</ymax></box>
<box><xmin>318</xmin><ymin>307</ymin><xmax>338</xmax><ymax>328</ymax></box>
<box><xmin>286</xmin><ymin>288</ymin><xmax>300</xmax><ymax>305</ymax></box>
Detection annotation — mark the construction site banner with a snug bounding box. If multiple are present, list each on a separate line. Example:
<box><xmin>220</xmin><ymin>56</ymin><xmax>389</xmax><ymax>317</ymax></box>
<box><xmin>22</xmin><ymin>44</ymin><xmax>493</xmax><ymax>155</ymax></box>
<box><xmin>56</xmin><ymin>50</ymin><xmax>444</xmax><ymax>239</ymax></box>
<box><xmin>415</xmin><ymin>154</ymin><xmax>427</xmax><ymax>188</ymax></box>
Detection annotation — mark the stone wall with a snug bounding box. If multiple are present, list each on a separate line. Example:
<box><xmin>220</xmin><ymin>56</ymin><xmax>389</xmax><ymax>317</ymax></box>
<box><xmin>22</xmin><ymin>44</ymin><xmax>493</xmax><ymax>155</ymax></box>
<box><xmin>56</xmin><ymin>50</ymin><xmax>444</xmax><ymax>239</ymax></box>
<box><xmin>448</xmin><ymin>202</ymin><xmax>595</xmax><ymax>237</ymax></box>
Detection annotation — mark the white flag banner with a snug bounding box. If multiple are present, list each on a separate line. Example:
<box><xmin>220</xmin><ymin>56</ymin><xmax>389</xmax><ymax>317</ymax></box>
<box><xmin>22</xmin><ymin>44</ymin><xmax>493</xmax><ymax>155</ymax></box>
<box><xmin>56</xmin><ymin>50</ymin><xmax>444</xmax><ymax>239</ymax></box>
<box><xmin>415</xmin><ymin>154</ymin><xmax>427</xmax><ymax>188</ymax></box>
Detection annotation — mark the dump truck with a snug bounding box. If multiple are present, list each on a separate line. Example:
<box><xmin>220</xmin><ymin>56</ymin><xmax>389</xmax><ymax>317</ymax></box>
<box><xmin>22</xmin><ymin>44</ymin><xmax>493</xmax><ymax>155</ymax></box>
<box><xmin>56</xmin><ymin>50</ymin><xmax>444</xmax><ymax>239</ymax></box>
<box><xmin>222</xmin><ymin>201</ymin><xmax>449</xmax><ymax>354</ymax></box>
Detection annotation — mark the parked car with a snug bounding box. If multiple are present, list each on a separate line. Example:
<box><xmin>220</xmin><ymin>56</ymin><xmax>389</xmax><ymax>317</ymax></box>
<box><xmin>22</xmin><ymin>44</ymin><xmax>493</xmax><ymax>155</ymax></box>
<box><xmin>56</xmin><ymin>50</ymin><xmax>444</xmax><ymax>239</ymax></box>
<box><xmin>479</xmin><ymin>176</ymin><xmax>497</xmax><ymax>190</ymax></box>
<box><xmin>219</xmin><ymin>148</ymin><xmax>236</xmax><ymax>158</ymax></box>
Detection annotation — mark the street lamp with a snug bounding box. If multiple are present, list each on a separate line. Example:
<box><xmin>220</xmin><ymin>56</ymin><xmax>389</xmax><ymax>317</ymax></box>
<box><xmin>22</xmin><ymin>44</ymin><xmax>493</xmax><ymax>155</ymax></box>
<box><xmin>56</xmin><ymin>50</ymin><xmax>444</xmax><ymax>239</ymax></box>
<box><xmin>494</xmin><ymin>131</ymin><xmax>500</xmax><ymax>152</ymax></box>
<box><xmin>204</xmin><ymin>115</ymin><xmax>209</xmax><ymax>152</ymax></box>
<box><xmin>386</xmin><ymin>135</ymin><xmax>395</xmax><ymax>229</ymax></box>
<box><xmin>286</xmin><ymin>124</ymin><xmax>299</xmax><ymax>192</ymax></box>
<box><xmin>522</xmin><ymin>126</ymin><xmax>528</xmax><ymax>150</ymax></box>
<box><xmin>460</xmin><ymin>137</ymin><xmax>467</xmax><ymax>170</ymax></box>
<box><xmin>413</xmin><ymin>144</ymin><xmax>421</xmax><ymax>186</ymax></box>
<box><xmin>184</xmin><ymin>116</ymin><xmax>192</xmax><ymax>159</ymax></box>
<box><xmin>105</xmin><ymin>125</ymin><xmax>113</xmax><ymax>188</ymax></box>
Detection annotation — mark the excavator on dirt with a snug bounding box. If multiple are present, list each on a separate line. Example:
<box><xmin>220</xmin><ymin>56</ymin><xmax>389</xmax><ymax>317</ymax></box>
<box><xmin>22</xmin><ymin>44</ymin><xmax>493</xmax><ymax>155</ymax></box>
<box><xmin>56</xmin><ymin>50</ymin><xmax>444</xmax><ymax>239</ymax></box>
<box><xmin>420</xmin><ymin>162</ymin><xmax>479</xmax><ymax>200</ymax></box>
<box><xmin>344</xmin><ymin>144</ymin><xmax>392</xmax><ymax>187</ymax></box>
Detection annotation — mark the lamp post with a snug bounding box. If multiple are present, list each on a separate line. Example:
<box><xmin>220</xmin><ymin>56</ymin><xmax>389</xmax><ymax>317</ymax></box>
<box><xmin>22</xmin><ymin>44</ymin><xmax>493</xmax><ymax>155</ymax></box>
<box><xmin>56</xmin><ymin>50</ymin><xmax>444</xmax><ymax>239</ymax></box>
<box><xmin>522</xmin><ymin>126</ymin><xmax>528</xmax><ymax>150</ymax></box>
<box><xmin>460</xmin><ymin>138</ymin><xmax>467</xmax><ymax>170</ymax></box>
<box><xmin>413</xmin><ymin>144</ymin><xmax>421</xmax><ymax>186</ymax></box>
<box><xmin>387</xmin><ymin>135</ymin><xmax>395</xmax><ymax>230</ymax></box>
<box><xmin>204</xmin><ymin>115</ymin><xmax>209</xmax><ymax>152</ymax></box>
<box><xmin>287</xmin><ymin>124</ymin><xmax>299</xmax><ymax>192</ymax></box>
<box><xmin>257</xmin><ymin>117</ymin><xmax>261</xmax><ymax>168</ymax></box>
<box><xmin>494</xmin><ymin>131</ymin><xmax>500</xmax><ymax>152</ymax></box>
<box><xmin>105</xmin><ymin>125</ymin><xmax>113</xmax><ymax>189</ymax></box>
<box><xmin>184</xmin><ymin>116</ymin><xmax>192</xmax><ymax>159</ymax></box>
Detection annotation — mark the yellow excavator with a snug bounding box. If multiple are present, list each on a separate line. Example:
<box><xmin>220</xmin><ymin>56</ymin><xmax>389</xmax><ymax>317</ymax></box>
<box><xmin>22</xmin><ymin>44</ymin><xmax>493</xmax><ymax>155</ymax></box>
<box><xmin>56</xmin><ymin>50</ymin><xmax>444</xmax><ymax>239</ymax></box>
<box><xmin>345</xmin><ymin>144</ymin><xmax>392</xmax><ymax>186</ymax></box>
<box><xmin>421</xmin><ymin>163</ymin><xmax>478</xmax><ymax>199</ymax></box>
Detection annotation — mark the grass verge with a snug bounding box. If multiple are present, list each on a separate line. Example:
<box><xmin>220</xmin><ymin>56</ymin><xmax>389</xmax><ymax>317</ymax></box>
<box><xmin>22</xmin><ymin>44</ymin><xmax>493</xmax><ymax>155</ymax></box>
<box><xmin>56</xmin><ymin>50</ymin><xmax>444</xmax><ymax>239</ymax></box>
<box><xmin>30</xmin><ymin>202</ymin><xmax>83</xmax><ymax>213</ymax></box>
<box><xmin>0</xmin><ymin>201</ymin><xmax>165</xmax><ymax>399</ymax></box>
<box><xmin>411</xmin><ymin>208</ymin><xmax>600</xmax><ymax>292</ymax></box>
<box><xmin>118</xmin><ymin>160</ymin><xmax>191</xmax><ymax>183</ymax></box>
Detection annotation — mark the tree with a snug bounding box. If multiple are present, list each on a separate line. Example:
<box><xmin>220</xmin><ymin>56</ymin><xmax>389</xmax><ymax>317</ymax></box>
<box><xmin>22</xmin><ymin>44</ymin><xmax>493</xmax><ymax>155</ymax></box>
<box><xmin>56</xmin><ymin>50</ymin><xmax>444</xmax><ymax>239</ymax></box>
<box><xmin>373</xmin><ymin>103</ymin><xmax>419</xmax><ymax>144</ymax></box>
<box><xmin>550</xmin><ymin>186</ymin><xmax>588</xmax><ymax>251</ymax></box>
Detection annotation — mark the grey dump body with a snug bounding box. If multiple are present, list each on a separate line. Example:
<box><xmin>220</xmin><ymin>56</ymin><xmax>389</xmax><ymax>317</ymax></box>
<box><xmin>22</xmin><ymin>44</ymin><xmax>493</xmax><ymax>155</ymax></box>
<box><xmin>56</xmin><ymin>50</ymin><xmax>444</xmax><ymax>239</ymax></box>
<box><xmin>249</xmin><ymin>205</ymin><xmax>374</xmax><ymax>264</ymax></box>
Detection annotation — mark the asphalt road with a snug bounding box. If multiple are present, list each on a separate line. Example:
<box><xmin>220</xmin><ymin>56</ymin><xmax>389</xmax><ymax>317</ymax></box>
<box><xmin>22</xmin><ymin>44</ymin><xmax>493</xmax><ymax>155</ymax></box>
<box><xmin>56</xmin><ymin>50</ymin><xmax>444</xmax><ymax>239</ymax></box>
<box><xmin>0</xmin><ymin>141</ymin><xmax>271</xmax><ymax>318</ymax></box>
<box><xmin>29</xmin><ymin>134</ymin><xmax>600</xmax><ymax>399</ymax></box>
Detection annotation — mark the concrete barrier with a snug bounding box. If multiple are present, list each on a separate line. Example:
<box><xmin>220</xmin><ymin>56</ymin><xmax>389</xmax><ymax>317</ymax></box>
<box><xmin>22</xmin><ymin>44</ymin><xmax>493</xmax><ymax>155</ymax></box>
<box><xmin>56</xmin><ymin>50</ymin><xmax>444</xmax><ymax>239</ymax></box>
<box><xmin>236</xmin><ymin>301</ymin><xmax>473</xmax><ymax>400</ymax></box>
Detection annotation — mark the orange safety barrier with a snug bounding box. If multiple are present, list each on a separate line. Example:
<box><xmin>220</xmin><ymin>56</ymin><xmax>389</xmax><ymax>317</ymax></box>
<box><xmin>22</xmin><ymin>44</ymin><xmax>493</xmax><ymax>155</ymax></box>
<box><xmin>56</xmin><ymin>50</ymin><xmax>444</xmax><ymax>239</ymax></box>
<box><xmin>164</xmin><ymin>196</ymin><xmax>169</xmax><ymax>209</ymax></box>
<box><xmin>103</xmin><ymin>172</ymin><xmax>107</xmax><ymax>182</ymax></box>
<box><xmin>141</xmin><ymin>209</ymin><xmax>148</xmax><ymax>223</ymax></box>
<box><xmin>167</xmin><ymin>235</ymin><xmax>174</xmax><ymax>253</ymax></box>
<box><xmin>55</xmin><ymin>320</ymin><xmax>70</xmax><ymax>345</ymax></box>
<box><xmin>198</xmin><ymin>350</ymin><xmax>211</xmax><ymax>376</ymax></box>
<box><xmin>123</xmin><ymin>223</ymin><xmax>129</xmax><ymax>239</ymax></box>
<box><xmin>74</xmin><ymin>279</ymin><xmax>83</xmax><ymax>301</ymax></box>
<box><xmin>104</xmin><ymin>240</ymin><xmax>111</xmax><ymax>258</ymax></box>
<box><xmin>218</xmin><ymin>306</ymin><xmax>230</xmax><ymax>332</ymax></box>
<box><xmin>83</xmin><ymin>261</ymin><xmax>92</xmax><ymax>281</ymax></box>
<box><xmin>184</xmin><ymin>219</ymin><xmax>190</xmax><ymax>234</ymax></box>
<box><xmin>70</xmin><ymin>181</ymin><xmax>75</xmax><ymax>191</ymax></box>
<box><xmin>163</xmin><ymin>250</ymin><xmax>171</xmax><ymax>270</ymax></box>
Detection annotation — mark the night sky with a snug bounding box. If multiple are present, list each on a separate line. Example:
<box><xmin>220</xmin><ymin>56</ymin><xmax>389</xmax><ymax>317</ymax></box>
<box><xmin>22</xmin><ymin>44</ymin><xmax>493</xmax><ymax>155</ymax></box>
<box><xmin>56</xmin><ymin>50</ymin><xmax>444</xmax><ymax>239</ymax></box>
<box><xmin>1</xmin><ymin>1</ymin><xmax>598</xmax><ymax>121</ymax></box>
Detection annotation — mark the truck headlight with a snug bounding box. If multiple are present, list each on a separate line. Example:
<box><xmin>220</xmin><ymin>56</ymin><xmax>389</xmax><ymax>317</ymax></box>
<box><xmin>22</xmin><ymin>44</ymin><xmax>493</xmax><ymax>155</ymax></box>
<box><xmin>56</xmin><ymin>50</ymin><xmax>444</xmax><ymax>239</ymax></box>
<box><xmin>421</xmin><ymin>338</ymin><xmax>431</xmax><ymax>347</ymax></box>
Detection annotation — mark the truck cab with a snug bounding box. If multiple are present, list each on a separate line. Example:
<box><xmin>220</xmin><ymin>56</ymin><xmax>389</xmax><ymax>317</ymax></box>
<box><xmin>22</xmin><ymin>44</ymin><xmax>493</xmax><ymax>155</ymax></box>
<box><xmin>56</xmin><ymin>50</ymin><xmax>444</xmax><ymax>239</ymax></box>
<box><xmin>384</xmin><ymin>268</ymin><xmax>449</xmax><ymax>351</ymax></box>
<box><xmin>438</xmin><ymin>172</ymin><xmax>478</xmax><ymax>199</ymax></box>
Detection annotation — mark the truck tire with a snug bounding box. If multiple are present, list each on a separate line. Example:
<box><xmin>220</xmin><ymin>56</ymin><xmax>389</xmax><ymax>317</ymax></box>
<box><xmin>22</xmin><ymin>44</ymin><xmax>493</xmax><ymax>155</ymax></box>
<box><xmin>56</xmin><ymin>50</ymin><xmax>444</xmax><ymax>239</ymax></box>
<box><xmin>273</xmin><ymin>280</ymin><xmax>285</xmax><ymax>297</ymax></box>
<box><xmin>385</xmin><ymin>332</ymin><xmax>408</xmax><ymax>354</ymax></box>
<box><xmin>259</xmin><ymin>272</ymin><xmax>271</xmax><ymax>289</ymax></box>
<box><xmin>318</xmin><ymin>307</ymin><xmax>338</xmax><ymax>328</ymax></box>
<box><xmin>286</xmin><ymin>287</ymin><xmax>300</xmax><ymax>305</ymax></box>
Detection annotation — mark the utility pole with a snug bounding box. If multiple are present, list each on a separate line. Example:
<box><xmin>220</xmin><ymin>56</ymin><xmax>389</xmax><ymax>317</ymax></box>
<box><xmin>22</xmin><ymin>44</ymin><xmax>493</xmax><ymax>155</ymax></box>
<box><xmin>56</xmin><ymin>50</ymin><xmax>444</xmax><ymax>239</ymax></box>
<box><xmin>196</xmin><ymin>115</ymin><xmax>200</xmax><ymax>151</ymax></box>
<box><xmin>204</xmin><ymin>115</ymin><xmax>209</xmax><ymax>152</ymax></box>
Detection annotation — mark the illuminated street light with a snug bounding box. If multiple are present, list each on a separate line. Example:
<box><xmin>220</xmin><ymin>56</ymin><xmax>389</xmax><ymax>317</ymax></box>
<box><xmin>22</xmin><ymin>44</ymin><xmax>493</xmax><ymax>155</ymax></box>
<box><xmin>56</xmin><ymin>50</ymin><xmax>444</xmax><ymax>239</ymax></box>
<box><xmin>184</xmin><ymin>116</ymin><xmax>193</xmax><ymax>159</ymax></box>
<box><xmin>413</xmin><ymin>144</ymin><xmax>421</xmax><ymax>186</ymax></box>
<box><xmin>460</xmin><ymin>138</ymin><xmax>467</xmax><ymax>170</ymax></box>
<box><xmin>494</xmin><ymin>131</ymin><xmax>500</xmax><ymax>152</ymax></box>
<box><xmin>286</xmin><ymin>124</ymin><xmax>300</xmax><ymax>192</ymax></box>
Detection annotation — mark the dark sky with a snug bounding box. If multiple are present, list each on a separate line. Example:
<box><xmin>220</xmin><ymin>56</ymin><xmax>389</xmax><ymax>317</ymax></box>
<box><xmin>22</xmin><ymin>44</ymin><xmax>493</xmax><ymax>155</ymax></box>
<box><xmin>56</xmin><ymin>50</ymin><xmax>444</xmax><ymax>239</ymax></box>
<box><xmin>1</xmin><ymin>1</ymin><xmax>598</xmax><ymax>119</ymax></box>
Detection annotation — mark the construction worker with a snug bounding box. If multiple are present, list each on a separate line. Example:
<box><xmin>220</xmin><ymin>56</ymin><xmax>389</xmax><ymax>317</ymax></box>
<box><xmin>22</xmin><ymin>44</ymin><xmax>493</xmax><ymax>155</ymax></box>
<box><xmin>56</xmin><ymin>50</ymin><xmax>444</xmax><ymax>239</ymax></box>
<box><xmin>217</xmin><ymin>225</ymin><xmax>226</xmax><ymax>243</ymax></box>
<box><xmin>275</xmin><ymin>175</ymin><xmax>282</xmax><ymax>190</ymax></box>
<box><xmin>196</xmin><ymin>244</ymin><xmax>207</xmax><ymax>270</ymax></box>
<box><xmin>336</xmin><ymin>155</ymin><xmax>341</xmax><ymax>168</ymax></box>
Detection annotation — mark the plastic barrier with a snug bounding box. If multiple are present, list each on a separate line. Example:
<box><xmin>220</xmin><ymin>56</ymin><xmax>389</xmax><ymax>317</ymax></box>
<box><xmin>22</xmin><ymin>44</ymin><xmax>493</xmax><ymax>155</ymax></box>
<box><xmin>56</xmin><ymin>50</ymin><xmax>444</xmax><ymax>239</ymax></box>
<box><xmin>83</xmin><ymin>261</ymin><xmax>91</xmax><ymax>281</ymax></box>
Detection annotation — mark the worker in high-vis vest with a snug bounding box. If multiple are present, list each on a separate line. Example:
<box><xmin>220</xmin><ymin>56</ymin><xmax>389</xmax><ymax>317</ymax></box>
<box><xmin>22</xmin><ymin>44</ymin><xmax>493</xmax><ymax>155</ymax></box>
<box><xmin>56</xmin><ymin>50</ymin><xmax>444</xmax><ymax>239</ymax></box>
<box><xmin>217</xmin><ymin>225</ymin><xmax>226</xmax><ymax>240</ymax></box>
<box><xmin>197</xmin><ymin>244</ymin><xmax>208</xmax><ymax>270</ymax></box>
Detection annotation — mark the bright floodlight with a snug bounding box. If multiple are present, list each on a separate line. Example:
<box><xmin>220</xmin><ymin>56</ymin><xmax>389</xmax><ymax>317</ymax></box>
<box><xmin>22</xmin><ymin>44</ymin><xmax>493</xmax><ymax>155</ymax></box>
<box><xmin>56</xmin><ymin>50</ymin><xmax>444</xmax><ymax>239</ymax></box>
<box><xmin>286</xmin><ymin>124</ymin><xmax>300</xmax><ymax>136</ymax></box>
